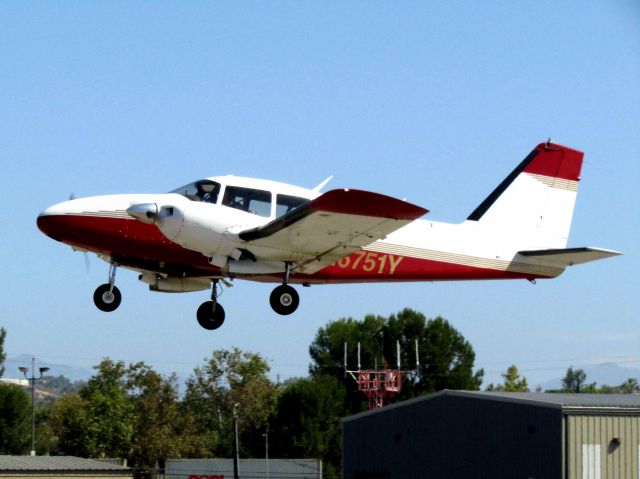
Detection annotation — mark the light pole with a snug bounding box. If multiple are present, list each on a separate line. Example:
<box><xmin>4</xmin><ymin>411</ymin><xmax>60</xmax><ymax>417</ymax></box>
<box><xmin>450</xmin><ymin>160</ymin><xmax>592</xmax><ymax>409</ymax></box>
<box><xmin>232</xmin><ymin>402</ymin><xmax>240</xmax><ymax>479</ymax></box>
<box><xmin>19</xmin><ymin>357</ymin><xmax>49</xmax><ymax>456</ymax></box>
<box><xmin>263</xmin><ymin>424</ymin><xmax>269</xmax><ymax>479</ymax></box>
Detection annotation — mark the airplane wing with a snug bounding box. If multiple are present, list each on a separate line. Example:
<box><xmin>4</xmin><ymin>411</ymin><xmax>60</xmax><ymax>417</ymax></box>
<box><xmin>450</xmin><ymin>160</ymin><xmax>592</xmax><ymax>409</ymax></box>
<box><xmin>517</xmin><ymin>247</ymin><xmax>622</xmax><ymax>267</ymax></box>
<box><xmin>237</xmin><ymin>189</ymin><xmax>428</xmax><ymax>274</ymax></box>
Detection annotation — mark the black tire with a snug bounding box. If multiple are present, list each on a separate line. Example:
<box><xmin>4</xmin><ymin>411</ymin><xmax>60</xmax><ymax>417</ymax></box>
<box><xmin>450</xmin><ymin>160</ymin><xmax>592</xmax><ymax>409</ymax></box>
<box><xmin>93</xmin><ymin>284</ymin><xmax>122</xmax><ymax>312</ymax></box>
<box><xmin>196</xmin><ymin>301</ymin><xmax>226</xmax><ymax>330</ymax></box>
<box><xmin>269</xmin><ymin>284</ymin><xmax>300</xmax><ymax>315</ymax></box>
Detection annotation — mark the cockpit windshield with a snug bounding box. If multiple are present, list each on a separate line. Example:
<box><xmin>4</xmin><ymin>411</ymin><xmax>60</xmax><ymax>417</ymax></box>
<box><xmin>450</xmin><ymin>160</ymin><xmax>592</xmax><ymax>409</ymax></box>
<box><xmin>171</xmin><ymin>179</ymin><xmax>310</xmax><ymax>219</ymax></box>
<box><xmin>170</xmin><ymin>180</ymin><xmax>221</xmax><ymax>204</ymax></box>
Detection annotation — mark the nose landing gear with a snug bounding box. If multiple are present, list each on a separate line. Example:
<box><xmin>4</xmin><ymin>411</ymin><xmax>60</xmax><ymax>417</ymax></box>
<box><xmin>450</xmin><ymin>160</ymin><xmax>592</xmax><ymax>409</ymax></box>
<box><xmin>196</xmin><ymin>279</ymin><xmax>226</xmax><ymax>330</ymax></box>
<box><xmin>93</xmin><ymin>263</ymin><xmax>122</xmax><ymax>312</ymax></box>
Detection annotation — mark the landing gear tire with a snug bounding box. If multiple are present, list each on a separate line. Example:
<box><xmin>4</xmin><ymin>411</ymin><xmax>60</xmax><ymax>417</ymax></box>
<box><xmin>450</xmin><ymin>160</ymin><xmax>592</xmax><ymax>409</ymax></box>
<box><xmin>270</xmin><ymin>284</ymin><xmax>299</xmax><ymax>315</ymax></box>
<box><xmin>197</xmin><ymin>301</ymin><xmax>226</xmax><ymax>330</ymax></box>
<box><xmin>93</xmin><ymin>284</ymin><xmax>122</xmax><ymax>312</ymax></box>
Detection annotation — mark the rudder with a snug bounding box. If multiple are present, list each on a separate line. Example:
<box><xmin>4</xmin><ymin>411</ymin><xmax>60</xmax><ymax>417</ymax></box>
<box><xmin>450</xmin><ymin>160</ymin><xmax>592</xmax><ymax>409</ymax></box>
<box><xmin>466</xmin><ymin>141</ymin><xmax>583</xmax><ymax>250</ymax></box>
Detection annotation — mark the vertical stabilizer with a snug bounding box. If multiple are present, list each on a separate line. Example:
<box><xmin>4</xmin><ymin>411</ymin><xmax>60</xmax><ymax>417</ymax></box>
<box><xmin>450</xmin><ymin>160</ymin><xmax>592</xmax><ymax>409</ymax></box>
<box><xmin>466</xmin><ymin>141</ymin><xmax>583</xmax><ymax>249</ymax></box>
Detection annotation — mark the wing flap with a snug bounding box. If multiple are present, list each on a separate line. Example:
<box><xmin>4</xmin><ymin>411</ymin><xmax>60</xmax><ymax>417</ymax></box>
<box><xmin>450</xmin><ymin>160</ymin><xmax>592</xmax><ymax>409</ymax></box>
<box><xmin>518</xmin><ymin>247</ymin><xmax>622</xmax><ymax>267</ymax></box>
<box><xmin>238</xmin><ymin>189</ymin><xmax>427</xmax><ymax>274</ymax></box>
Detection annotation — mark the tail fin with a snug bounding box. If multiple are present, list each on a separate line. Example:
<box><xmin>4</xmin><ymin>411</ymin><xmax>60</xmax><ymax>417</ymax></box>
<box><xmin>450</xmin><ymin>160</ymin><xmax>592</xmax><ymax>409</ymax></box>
<box><xmin>467</xmin><ymin>141</ymin><xmax>583</xmax><ymax>249</ymax></box>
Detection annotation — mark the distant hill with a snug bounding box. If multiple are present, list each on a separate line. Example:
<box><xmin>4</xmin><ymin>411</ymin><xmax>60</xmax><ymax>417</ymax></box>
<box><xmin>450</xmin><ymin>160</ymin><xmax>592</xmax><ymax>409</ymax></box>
<box><xmin>3</xmin><ymin>354</ymin><xmax>93</xmax><ymax>383</ymax></box>
<box><xmin>538</xmin><ymin>362</ymin><xmax>640</xmax><ymax>391</ymax></box>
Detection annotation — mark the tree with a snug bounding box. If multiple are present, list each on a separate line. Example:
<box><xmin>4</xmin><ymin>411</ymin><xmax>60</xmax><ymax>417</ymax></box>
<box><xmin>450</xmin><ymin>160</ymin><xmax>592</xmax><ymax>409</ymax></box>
<box><xmin>0</xmin><ymin>383</ymin><xmax>30</xmax><ymax>454</ymax></box>
<box><xmin>486</xmin><ymin>365</ymin><xmax>529</xmax><ymax>392</ymax></box>
<box><xmin>562</xmin><ymin>367</ymin><xmax>587</xmax><ymax>393</ymax></box>
<box><xmin>50</xmin><ymin>359</ymin><xmax>201</xmax><ymax>477</ymax></box>
<box><xmin>596</xmin><ymin>378</ymin><xmax>640</xmax><ymax>394</ymax></box>
<box><xmin>127</xmin><ymin>362</ymin><xmax>204</xmax><ymax>475</ymax></box>
<box><xmin>270</xmin><ymin>375</ymin><xmax>346</xmax><ymax>478</ymax></box>
<box><xmin>50</xmin><ymin>359</ymin><xmax>135</xmax><ymax>458</ymax></box>
<box><xmin>415</xmin><ymin>315</ymin><xmax>484</xmax><ymax>393</ymax></box>
<box><xmin>183</xmin><ymin>348</ymin><xmax>277</xmax><ymax>458</ymax></box>
<box><xmin>617</xmin><ymin>377</ymin><xmax>640</xmax><ymax>393</ymax></box>
<box><xmin>309</xmin><ymin>308</ymin><xmax>484</xmax><ymax>412</ymax></box>
<box><xmin>0</xmin><ymin>327</ymin><xmax>6</xmax><ymax>378</ymax></box>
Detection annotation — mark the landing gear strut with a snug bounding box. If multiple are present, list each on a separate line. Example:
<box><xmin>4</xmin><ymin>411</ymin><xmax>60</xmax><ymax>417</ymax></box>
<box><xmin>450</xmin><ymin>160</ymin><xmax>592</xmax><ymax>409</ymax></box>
<box><xmin>269</xmin><ymin>262</ymin><xmax>299</xmax><ymax>316</ymax></box>
<box><xmin>94</xmin><ymin>263</ymin><xmax>122</xmax><ymax>312</ymax></box>
<box><xmin>196</xmin><ymin>279</ymin><xmax>226</xmax><ymax>330</ymax></box>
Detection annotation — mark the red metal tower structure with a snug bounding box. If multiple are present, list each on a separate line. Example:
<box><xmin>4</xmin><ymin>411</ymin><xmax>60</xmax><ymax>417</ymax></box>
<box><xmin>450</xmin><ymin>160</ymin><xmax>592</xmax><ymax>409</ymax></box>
<box><xmin>344</xmin><ymin>340</ymin><xmax>419</xmax><ymax>409</ymax></box>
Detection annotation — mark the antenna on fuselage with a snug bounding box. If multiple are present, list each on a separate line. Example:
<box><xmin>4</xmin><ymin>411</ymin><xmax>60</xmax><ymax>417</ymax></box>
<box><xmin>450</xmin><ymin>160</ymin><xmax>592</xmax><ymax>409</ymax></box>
<box><xmin>312</xmin><ymin>176</ymin><xmax>333</xmax><ymax>192</ymax></box>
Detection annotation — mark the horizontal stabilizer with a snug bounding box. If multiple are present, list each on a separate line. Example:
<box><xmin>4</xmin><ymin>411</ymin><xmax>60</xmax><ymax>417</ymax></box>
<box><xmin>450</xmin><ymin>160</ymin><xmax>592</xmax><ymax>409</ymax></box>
<box><xmin>518</xmin><ymin>247</ymin><xmax>622</xmax><ymax>267</ymax></box>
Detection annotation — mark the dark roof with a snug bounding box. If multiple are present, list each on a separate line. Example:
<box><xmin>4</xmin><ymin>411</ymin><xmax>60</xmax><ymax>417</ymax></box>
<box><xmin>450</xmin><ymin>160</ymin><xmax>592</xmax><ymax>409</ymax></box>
<box><xmin>344</xmin><ymin>389</ymin><xmax>640</xmax><ymax>422</ymax></box>
<box><xmin>0</xmin><ymin>456</ymin><xmax>130</xmax><ymax>474</ymax></box>
<box><xmin>450</xmin><ymin>390</ymin><xmax>640</xmax><ymax>410</ymax></box>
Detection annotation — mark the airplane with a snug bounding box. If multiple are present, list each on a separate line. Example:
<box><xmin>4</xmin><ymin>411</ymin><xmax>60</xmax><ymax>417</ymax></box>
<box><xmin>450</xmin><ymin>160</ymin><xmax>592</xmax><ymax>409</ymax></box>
<box><xmin>37</xmin><ymin>140</ymin><xmax>621</xmax><ymax>330</ymax></box>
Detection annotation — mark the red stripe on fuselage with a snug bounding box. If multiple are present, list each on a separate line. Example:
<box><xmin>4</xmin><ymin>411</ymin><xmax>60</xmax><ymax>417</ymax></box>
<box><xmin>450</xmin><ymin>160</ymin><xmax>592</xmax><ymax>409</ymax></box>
<box><xmin>37</xmin><ymin>214</ymin><xmax>550</xmax><ymax>285</ymax></box>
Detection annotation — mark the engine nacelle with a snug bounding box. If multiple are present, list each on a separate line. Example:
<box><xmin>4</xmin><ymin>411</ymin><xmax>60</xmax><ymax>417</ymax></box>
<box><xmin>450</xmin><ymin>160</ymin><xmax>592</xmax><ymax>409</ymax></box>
<box><xmin>155</xmin><ymin>199</ymin><xmax>263</xmax><ymax>257</ymax></box>
<box><xmin>139</xmin><ymin>273</ymin><xmax>210</xmax><ymax>293</ymax></box>
<box><xmin>128</xmin><ymin>194</ymin><xmax>268</xmax><ymax>259</ymax></box>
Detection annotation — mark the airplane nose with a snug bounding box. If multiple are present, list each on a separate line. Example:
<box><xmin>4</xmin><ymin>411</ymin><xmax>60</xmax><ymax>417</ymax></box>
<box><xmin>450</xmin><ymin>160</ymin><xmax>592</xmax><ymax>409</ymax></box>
<box><xmin>126</xmin><ymin>203</ymin><xmax>158</xmax><ymax>224</ymax></box>
<box><xmin>37</xmin><ymin>201</ymin><xmax>73</xmax><ymax>240</ymax></box>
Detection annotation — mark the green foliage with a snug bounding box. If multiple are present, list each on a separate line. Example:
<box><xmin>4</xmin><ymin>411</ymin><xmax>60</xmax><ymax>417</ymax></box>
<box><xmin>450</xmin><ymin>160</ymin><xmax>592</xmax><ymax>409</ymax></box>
<box><xmin>599</xmin><ymin>378</ymin><xmax>640</xmax><ymax>394</ymax></box>
<box><xmin>0</xmin><ymin>383</ymin><xmax>30</xmax><ymax>454</ymax></box>
<box><xmin>32</xmin><ymin>312</ymin><xmax>488</xmax><ymax>476</ymax></box>
<box><xmin>486</xmin><ymin>364</ymin><xmax>529</xmax><ymax>392</ymax></box>
<box><xmin>415</xmin><ymin>315</ymin><xmax>484</xmax><ymax>393</ymax></box>
<box><xmin>51</xmin><ymin>359</ymin><xmax>135</xmax><ymax>458</ymax></box>
<box><xmin>126</xmin><ymin>362</ymin><xmax>197</xmax><ymax>470</ymax></box>
<box><xmin>270</xmin><ymin>375</ymin><xmax>346</xmax><ymax>476</ymax></box>
<box><xmin>547</xmin><ymin>367</ymin><xmax>639</xmax><ymax>394</ymax></box>
<box><xmin>0</xmin><ymin>327</ymin><xmax>6</xmax><ymax>378</ymax></box>
<box><xmin>561</xmin><ymin>367</ymin><xmax>588</xmax><ymax>393</ymax></box>
<box><xmin>50</xmin><ymin>358</ymin><xmax>204</xmax><ymax>475</ymax></box>
<box><xmin>182</xmin><ymin>347</ymin><xmax>277</xmax><ymax>458</ymax></box>
<box><xmin>310</xmin><ymin>308</ymin><xmax>484</xmax><ymax>413</ymax></box>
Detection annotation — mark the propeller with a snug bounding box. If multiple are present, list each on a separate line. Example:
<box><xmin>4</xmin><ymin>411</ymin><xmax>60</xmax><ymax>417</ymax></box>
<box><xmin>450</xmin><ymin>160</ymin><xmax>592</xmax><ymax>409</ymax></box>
<box><xmin>67</xmin><ymin>193</ymin><xmax>91</xmax><ymax>271</ymax></box>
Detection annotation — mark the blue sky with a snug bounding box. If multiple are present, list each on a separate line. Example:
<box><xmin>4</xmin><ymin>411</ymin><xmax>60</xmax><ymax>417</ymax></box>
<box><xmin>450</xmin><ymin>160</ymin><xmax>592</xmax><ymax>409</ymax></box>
<box><xmin>1</xmin><ymin>1</ymin><xmax>638</xmax><ymax>388</ymax></box>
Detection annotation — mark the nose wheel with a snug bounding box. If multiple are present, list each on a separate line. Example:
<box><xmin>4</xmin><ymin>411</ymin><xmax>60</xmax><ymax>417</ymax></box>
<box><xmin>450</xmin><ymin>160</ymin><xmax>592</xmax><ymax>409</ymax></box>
<box><xmin>93</xmin><ymin>263</ymin><xmax>122</xmax><ymax>312</ymax></box>
<box><xmin>196</xmin><ymin>279</ymin><xmax>226</xmax><ymax>330</ymax></box>
<box><xmin>94</xmin><ymin>284</ymin><xmax>122</xmax><ymax>312</ymax></box>
<box><xmin>196</xmin><ymin>301</ymin><xmax>226</xmax><ymax>330</ymax></box>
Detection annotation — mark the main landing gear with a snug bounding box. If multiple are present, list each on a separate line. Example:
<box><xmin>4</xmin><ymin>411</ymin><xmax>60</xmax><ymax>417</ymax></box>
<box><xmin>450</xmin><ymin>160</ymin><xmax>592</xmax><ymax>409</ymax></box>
<box><xmin>269</xmin><ymin>263</ymin><xmax>299</xmax><ymax>316</ymax></box>
<box><xmin>194</xmin><ymin>263</ymin><xmax>300</xmax><ymax>330</ymax></box>
<box><xmin>91</xmin><ymin>262</ymin><xmax>301</xmax><ymax>331</ymax></box>
<box><xmin>93</xmin><ymin>263</ymin><xmax>122</xmax><ymax>312</ymax></box>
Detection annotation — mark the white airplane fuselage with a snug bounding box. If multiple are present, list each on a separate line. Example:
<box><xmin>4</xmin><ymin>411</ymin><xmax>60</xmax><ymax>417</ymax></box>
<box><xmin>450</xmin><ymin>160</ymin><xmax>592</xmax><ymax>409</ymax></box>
<box><xmin>37</xmin><ymin>142</ymin><xmax>621</xmax><ymax>328</ymax></box>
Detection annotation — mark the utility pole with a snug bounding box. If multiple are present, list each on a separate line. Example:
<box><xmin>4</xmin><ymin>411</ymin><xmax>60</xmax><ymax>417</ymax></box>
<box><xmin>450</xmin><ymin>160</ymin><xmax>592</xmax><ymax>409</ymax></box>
<box><xmin>232</xmin><ymin>402</ymin><xmax>240</xmax><ymax>479</ymax></box>
<box><xmin>18</xmin><ymin>357</ymin><xmax>49</xmax><ymax>456</ymax></box>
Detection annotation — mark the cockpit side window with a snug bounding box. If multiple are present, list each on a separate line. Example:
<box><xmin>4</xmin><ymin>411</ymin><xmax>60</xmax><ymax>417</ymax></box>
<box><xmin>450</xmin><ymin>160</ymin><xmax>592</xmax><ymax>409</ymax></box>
<box><xmin>276</xmin><ymin>194</ymin><xmax>308</xmax><ymax>218</ymax></box>
<box><xmin>170</xmin><ymin>180</ymin><xmax>221</xmax><ymax>204</ymax></box>
<box><xmin>222</xmin><ymin>186</ymin><xmax>272</xmax><ymax>217</ymax></box>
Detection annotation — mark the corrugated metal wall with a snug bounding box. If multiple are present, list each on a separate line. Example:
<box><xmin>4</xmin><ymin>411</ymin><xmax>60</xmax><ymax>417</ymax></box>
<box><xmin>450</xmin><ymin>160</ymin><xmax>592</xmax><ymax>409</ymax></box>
<box><xmin>566</xmin><ymin>414</ymin><xmax>640</xmax><ymax>479</ymax></box>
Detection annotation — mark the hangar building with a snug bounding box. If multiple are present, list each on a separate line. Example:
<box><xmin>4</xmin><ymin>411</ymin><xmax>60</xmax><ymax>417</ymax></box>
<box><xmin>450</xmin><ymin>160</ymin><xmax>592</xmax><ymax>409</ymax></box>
<box><xmin>343</xmin><ymin>390</ymin><xmax>640</xmax><ymax>479</ymax></box>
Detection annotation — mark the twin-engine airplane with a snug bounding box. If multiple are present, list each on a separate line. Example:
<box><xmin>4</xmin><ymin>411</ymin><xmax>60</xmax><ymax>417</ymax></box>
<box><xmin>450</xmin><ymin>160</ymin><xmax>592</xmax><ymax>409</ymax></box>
<box><xmin>37</xmin><ymin>141</ymin><xmax>620</xmax><ymax>330</ymax></box>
